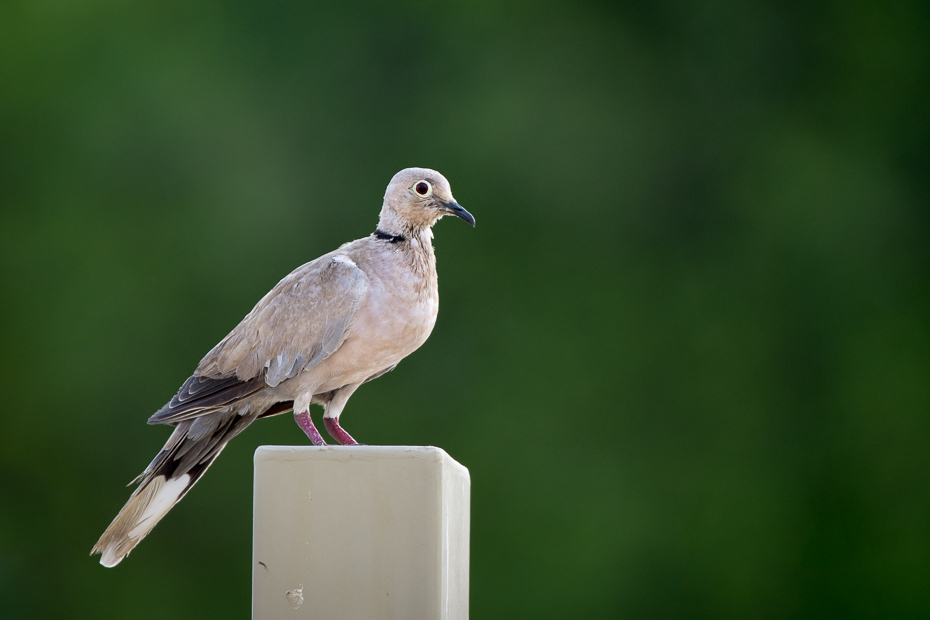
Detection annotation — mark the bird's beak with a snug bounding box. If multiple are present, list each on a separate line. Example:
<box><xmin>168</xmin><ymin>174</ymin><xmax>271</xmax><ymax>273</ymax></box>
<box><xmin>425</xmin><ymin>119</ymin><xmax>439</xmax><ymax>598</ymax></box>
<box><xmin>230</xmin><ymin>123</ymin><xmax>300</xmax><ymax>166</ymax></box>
<box><xmin>439</xmin><ymin>199</ymin><xmax>476</xmax><ymax>227</ymax></box>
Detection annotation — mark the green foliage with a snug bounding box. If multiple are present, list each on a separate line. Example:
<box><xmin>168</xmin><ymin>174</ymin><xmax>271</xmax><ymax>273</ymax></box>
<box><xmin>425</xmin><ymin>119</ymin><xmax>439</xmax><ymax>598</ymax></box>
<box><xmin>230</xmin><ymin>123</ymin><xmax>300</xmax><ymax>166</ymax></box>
<box><xmin>1</xmin><ymin>1</ymin><xmax>928</xmax><ymax>617</ymax></box>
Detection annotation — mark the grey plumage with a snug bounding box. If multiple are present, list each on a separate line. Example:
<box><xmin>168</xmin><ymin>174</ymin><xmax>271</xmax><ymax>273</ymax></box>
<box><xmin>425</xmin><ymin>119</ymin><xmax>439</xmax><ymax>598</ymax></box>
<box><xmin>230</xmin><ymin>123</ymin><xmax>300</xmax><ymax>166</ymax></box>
<box><xmin>92</xmin><ymin>167</ymin><xmax>474</xmax><ymax>567</ymax></box>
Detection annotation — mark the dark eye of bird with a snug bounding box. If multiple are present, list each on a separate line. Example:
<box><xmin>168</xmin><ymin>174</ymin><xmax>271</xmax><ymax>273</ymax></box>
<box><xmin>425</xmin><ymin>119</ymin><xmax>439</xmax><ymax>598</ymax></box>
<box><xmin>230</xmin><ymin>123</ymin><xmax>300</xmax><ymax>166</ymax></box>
<box><xmin>415</xmin><ymin>182</ymin><xmax>429</xmax><ymax>195</ymax></box>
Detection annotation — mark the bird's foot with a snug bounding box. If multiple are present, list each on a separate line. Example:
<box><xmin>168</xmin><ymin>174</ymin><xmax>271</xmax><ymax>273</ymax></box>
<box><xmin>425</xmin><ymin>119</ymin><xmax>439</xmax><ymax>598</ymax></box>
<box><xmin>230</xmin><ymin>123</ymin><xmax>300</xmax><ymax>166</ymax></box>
<box><xmin>323</xmin><ymin>416</ymin><xmax>361</xmax><ymax>446</ymax></box>
<box><xmin>294</xmin><ymin>410</ymin><xmax>327</xmax><ymax>446</ymax></box>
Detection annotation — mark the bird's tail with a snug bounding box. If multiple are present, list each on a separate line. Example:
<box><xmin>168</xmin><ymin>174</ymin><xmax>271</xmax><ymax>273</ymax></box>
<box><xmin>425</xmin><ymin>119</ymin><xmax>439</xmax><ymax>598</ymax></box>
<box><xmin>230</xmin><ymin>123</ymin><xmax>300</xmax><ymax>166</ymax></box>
<box><xmin>92</xmin><ymin>411</ymin><xmax>252</xmax><ymax>567</ymax></box>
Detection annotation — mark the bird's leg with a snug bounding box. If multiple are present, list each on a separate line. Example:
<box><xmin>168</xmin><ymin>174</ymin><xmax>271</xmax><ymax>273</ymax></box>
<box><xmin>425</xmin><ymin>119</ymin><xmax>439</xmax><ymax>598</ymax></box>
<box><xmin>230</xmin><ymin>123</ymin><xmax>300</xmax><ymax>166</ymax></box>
<box><xmin>321</xmin><ymin>383</ymin><xmax>365</xmax><ymax>445</ymax></box>
<box><xmin>323</xmin><ymin>416</ymin><xmax>361</xmax><ymax>446</ymax></box>
<box><xmin>294</xmin><ymin>410</ymin><xmax>327</xmax><ymax>446</ymax></box>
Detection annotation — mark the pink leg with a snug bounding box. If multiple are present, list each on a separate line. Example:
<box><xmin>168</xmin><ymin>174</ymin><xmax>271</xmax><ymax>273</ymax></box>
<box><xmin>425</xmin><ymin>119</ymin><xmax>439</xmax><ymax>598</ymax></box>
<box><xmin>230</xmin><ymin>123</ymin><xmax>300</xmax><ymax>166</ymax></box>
<box><xmin>323</xmin><ymin>417</ymin><xmax>362</xmax><ymax>446</ymax></box>
<box><xmin>294</xmin><ymin>410</ymin><xmax>327</xmax><ymax>446</ymax></box>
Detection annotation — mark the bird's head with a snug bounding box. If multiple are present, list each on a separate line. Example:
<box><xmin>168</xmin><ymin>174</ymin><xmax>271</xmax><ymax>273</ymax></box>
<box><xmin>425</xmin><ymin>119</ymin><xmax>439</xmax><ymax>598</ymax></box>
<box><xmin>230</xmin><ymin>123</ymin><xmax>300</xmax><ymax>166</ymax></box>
<box><xmin>378</xmin><ymin>167</ymin><xmax>475</xmax><ymax>235</ymax></box>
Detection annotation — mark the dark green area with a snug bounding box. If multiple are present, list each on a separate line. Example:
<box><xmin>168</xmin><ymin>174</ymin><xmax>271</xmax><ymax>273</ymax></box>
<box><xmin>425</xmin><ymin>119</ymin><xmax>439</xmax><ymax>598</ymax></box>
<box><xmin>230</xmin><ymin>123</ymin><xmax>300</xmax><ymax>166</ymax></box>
<box><xmin>1</xmin><ymin>1</ymin><xmax>928</xmax><ymax>617</ymax></box>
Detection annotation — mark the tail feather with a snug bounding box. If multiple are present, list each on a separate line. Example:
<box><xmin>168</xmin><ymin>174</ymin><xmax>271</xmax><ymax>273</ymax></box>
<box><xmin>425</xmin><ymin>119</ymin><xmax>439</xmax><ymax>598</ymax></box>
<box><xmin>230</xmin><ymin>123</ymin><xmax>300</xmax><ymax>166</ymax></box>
<box><xmin>93</xmin><ymin>472</ymin><xmax>194</xmax><ymax>567</ymax></box>
<box><xmin>92</xmin><ymin>410</ymin><xmax>256</xmax><ymax>567</ymax></box>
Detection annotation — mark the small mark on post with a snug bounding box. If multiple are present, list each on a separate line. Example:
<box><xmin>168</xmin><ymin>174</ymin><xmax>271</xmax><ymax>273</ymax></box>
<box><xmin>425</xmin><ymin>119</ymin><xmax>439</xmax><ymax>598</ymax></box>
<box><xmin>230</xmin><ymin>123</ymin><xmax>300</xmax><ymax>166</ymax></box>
<box><xmin>286</xmin><ymin>585</ymin><xmax>304</xmax><ymax>609</ymax></box>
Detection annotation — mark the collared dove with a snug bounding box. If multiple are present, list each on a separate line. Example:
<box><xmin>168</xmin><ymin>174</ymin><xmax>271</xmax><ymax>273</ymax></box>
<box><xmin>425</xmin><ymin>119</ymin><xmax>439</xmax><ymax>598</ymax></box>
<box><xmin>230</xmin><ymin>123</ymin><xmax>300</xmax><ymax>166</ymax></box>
<box><xmin>92</xmin><ymin>167</ymin><xmax>474</xmax><ymax>567</ymax></box>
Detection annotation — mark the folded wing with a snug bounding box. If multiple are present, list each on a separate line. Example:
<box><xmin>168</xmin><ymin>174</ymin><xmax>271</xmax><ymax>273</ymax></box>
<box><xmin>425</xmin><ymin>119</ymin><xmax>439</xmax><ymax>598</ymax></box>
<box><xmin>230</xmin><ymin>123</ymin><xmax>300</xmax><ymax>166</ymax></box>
<box><xmin>148</xmin><ymin>254</ymin><xmax>369</xmax><ymax>425</ymax></box>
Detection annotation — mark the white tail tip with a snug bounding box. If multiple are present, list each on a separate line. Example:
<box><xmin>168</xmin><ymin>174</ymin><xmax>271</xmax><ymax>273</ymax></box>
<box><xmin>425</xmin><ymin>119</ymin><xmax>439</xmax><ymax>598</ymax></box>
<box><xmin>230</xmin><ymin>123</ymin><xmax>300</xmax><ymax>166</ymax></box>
<box><xmin>93</xmin><ymin>474</ymin><xmax>191</xmax><ymax>567</ymax></box>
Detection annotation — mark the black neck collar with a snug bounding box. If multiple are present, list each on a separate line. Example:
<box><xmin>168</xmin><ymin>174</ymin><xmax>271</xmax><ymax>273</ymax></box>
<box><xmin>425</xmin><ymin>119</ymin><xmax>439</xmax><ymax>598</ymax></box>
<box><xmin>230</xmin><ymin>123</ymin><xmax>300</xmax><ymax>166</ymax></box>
<box><xmin>374</xmin><ymin>229</ymin><xmax>406</xmax><ymax>243</ymax></box>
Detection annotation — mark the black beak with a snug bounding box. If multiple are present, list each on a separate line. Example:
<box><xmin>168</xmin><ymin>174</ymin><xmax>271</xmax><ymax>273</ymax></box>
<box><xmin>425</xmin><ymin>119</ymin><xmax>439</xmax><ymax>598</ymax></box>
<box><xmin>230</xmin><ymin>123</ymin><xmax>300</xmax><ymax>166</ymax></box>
<box><xmin>439</xmin><ymin>199</ymin><xmax>476</xmax><ymax>227</ymax></box>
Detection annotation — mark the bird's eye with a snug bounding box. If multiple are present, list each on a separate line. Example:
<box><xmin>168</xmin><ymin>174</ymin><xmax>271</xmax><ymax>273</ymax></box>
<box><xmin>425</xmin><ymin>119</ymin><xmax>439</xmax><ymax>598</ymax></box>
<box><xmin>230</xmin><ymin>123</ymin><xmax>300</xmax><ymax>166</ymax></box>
<box><xmin>414</xmin><ymin>181</ymin><xmax>432</xmax><ymax>197</ymax></box>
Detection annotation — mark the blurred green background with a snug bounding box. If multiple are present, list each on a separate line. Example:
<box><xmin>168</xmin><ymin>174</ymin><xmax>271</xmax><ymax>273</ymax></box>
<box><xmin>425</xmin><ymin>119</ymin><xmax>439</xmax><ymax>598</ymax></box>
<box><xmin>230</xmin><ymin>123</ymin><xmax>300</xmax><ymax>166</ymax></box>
<box><xmin>1</xmin><ymin>0</ymin><xmax>928</xmax><ymax>618</ymax></box>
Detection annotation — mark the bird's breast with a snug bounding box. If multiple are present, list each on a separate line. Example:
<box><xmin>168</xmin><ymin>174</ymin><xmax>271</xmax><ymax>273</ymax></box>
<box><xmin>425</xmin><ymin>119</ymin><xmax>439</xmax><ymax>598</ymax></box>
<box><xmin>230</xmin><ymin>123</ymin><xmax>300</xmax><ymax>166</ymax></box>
<box><xmin>303</xmin><ymin>246</ymin><xmax>438</xmax><ymax>392</ymax></box>
<box><xmin>358</xmin><ymin>250</ymin><xmax>439</xmax><ymax>354</ymax></box>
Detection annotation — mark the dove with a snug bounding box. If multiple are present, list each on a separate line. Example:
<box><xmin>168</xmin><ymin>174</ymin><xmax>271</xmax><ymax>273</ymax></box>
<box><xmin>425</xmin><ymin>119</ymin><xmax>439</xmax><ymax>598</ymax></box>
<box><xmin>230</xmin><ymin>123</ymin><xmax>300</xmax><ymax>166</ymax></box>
<box><xmin>92</xmin><ymin>167</ymin><xmax>474</xmax><ymax>567</ymax></box>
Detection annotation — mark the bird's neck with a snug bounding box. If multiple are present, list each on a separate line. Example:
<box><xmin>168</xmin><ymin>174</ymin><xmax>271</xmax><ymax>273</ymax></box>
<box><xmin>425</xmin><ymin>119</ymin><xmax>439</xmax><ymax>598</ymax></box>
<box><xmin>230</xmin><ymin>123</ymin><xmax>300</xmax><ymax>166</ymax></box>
<box><xmin>373</xmin><ymin>214</ymin><xmax>434</xmax><ymax>251</ymax></box>
<box><xmin>370</xmin><ymin>222</ymin><xmax>436</xmax><ymax>300</ymax></box>
<box><xmin>375</xmin><ymin>210</ymin><xmax>411</xmax><ymax>239</ymax></box>
<box><xmin>402</xmin><ymin>228</ymin><xmax>437</xmax><ymax>295</ymax></box>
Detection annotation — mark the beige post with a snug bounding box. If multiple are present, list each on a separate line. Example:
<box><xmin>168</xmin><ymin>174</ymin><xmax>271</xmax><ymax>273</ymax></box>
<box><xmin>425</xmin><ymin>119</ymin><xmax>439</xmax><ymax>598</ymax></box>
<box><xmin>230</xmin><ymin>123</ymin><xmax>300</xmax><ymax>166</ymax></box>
<box><xmin>252</xmin><ymin>446</ymin><xmax>470</xmax><ymax>620</ymax></box>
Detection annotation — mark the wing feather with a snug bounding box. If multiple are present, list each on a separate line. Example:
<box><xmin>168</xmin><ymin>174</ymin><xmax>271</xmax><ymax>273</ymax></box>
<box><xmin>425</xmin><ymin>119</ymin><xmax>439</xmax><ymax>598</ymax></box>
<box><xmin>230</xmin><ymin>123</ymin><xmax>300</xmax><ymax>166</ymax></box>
<box><xmin>149</xmin><ymin>252</ymin><xmax>369</xmax><ymax>425</ymax></box>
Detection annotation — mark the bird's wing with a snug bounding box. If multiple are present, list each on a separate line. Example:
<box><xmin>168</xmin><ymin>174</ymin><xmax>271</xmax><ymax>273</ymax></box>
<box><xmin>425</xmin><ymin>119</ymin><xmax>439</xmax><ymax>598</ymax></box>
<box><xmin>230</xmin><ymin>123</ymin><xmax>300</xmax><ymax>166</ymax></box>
<box><xmin>148</xmin><ymin>253</ymin><xmax>369</xmax><ymax>425</ymax></box>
